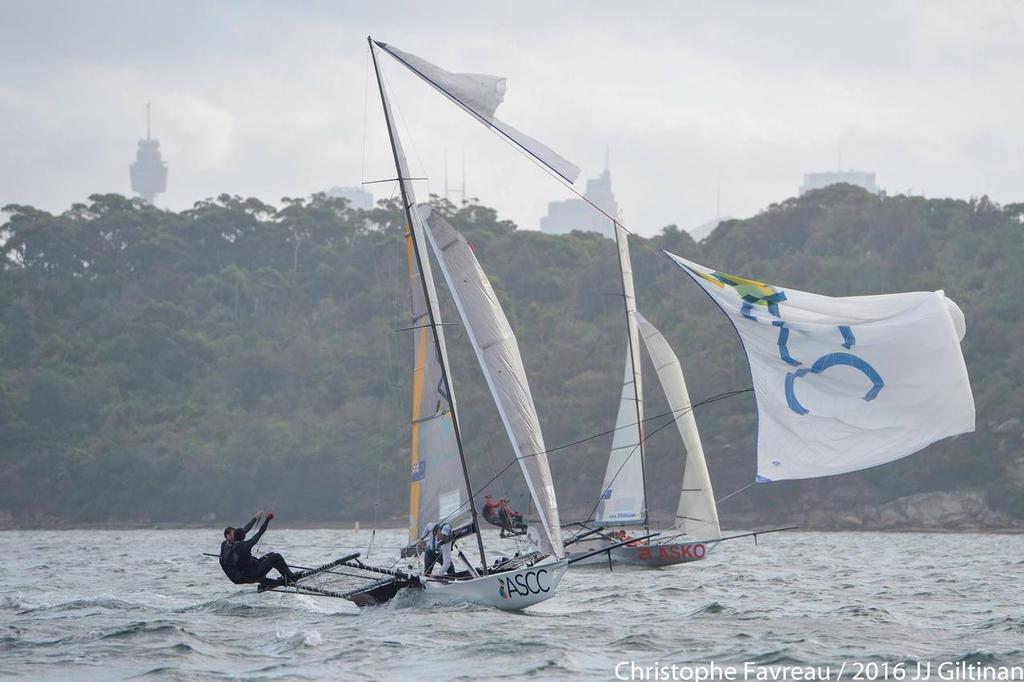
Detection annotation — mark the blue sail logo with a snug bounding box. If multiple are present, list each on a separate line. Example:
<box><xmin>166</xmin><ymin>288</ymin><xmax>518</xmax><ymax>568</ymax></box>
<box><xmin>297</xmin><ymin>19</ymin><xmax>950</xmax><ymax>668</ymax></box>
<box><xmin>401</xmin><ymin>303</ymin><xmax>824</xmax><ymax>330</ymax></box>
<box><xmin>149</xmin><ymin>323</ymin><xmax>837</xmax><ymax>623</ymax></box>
<box><xmin>703</xmin><ymin>268</ymin><xmax>885</xmax><ymax>417</ymax></box>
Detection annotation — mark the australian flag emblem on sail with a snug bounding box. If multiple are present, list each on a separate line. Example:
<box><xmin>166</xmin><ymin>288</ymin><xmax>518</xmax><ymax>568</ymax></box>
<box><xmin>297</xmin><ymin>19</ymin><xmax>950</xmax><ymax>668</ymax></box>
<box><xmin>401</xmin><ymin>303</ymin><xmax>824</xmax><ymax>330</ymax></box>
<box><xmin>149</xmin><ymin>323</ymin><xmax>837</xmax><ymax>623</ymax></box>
<box><xmin>601</xmin><ymin>488</ymin><xmax>613</xmax><ymax>500</ymax></box>
<box><xmin>411</xmin><ymin>461</ymin><xmax>426</xmax><ymax>482</ymax></box>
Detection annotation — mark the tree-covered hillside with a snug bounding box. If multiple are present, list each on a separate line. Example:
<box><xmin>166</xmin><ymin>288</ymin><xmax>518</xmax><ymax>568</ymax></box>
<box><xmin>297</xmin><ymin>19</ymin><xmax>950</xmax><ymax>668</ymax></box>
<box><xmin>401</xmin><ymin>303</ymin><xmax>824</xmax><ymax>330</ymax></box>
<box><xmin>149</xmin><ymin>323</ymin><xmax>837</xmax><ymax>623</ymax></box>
<box><xmin>2</xmin><ymin>186</ymin><xmax>1022</xmax><ymax>528</ymax></box>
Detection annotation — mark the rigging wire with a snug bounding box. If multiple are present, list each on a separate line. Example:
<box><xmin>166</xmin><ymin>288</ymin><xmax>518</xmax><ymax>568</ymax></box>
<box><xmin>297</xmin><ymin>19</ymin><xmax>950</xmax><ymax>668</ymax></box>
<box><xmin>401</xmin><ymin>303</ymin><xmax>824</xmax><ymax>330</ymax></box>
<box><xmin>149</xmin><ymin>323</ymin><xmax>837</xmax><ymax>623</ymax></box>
<box><xmin>360</xmin><ymin>47</ymin><xmax>370</xmax><ymax>186</ymax></box>
<box><xmin>367</xmin><ymin>243</ymin><xmax>385</xmax><ymax>559</ymax></box>
<box><xmin>715</xmin><ymin>481</ymin><xmax>755</xmax><ymax>506</ymax></box>
<box><xmin>366</xmin><ymin>180</ymin><xmax>406</xmax><ymax>557</ymax></box>
<box><xmin>577</xmin><ymin>389</ymin><xmax>749</xmax><ymax>526</ymax></box>
<box><xmin>379</xmin><ymin>57</ymin><xmax>433</xmax><ymax>200</ymax></box>
<box><xmin>435</xmin><ymin>387</ymin><xmax>753</xmax><ymax>530</ymax></box>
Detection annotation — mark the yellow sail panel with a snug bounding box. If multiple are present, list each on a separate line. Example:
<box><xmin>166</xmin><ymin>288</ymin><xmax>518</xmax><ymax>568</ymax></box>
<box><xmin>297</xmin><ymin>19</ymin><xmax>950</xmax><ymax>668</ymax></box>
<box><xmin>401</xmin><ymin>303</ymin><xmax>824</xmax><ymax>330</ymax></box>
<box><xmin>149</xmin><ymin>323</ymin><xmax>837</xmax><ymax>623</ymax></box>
<box><xmin>408</xmin><ymin>327</ymin><xmax>429</xmax><ymax>541</ymax></box>
<box><xmin>408</xmin><ymin>229</ymin><xmax>426</xmax><ymax>541</ymax></box>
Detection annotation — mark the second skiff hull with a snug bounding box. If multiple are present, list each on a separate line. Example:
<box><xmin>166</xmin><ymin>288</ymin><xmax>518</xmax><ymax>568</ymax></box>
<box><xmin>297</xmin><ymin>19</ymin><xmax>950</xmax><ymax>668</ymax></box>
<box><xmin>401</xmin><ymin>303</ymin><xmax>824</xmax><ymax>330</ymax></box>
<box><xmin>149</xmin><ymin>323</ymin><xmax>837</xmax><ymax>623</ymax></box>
<box><xmin>569</xmin><ymin>541</ymin><xmax>719</xmax><ymax>568</ymax></box>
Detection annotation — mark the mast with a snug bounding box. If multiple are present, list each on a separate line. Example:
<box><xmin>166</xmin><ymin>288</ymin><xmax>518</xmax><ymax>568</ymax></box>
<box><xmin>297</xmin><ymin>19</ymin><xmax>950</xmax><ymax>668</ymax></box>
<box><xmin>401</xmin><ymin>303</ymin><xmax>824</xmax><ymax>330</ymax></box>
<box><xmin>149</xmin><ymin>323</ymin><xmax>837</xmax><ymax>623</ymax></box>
<box><xmin>368</xmin><ymin>37</ymin><xmax>488</xmax><ymax>573</ymax></box>
<box><xmin>613</xmin><ymin>220</ymin><xmax>649</xmax><ymax>535</ymax></box>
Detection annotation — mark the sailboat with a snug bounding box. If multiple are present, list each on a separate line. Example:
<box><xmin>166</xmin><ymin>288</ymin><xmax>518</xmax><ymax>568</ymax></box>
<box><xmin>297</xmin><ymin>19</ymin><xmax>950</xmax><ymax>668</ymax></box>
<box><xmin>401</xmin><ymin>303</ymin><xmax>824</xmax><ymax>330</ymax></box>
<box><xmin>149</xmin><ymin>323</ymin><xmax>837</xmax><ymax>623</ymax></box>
<box><xmin>566</xmin><ymin>223</ymin><xmax>724</xmax><ymax>567</ymax></box>
<box><xmin>227</xmin><ymin>37</ymin><xmax>648</xmax><ymax>609</ymax></box>
<box><xmin>335</xmin><ymin>36</ymin><xmax>655</xmax><ymax>610</ymax></box>
<box><xmin>363</xmin><ymin>36</ymin><xmax>570</xmax><ymax>610</ymax></box>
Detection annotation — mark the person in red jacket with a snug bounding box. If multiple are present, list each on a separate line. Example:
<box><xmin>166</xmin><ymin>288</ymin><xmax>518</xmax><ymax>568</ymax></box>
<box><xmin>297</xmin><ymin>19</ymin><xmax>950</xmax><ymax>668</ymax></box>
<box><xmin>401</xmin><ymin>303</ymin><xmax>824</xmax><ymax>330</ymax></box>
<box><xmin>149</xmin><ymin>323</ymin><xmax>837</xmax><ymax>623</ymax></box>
<box><xmin>482</xmin><ymin>495</ymin><xmax>527</xmax><ymax>536</ymax></box>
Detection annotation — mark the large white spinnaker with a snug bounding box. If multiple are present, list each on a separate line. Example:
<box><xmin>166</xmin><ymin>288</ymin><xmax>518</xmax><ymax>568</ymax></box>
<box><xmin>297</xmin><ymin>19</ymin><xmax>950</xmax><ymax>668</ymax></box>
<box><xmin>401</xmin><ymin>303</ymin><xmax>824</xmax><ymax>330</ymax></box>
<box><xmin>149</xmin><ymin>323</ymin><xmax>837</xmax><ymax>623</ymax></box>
<box><xmin>596</xmin><ymin>222</ymin><xmax>647</xmax><ymax>527</ymax></box>
<box><xmin>635</xmin><ymin>312</ymin><xmax>721</xmax><ymax>540</ymax></box>
<box><xmin>420</xmin><ymin>205</ymin><xmax>565</xmax><ymax>559</ymax></box>
<box><xmin>664</xmin><ymin>251</ymin><xmax>975</xmax><ymax>482</ymax></box>
<box><xmin>373</xmin><ymin>41</ymin><xmax>581</xmax><ymax>184</ymax></box>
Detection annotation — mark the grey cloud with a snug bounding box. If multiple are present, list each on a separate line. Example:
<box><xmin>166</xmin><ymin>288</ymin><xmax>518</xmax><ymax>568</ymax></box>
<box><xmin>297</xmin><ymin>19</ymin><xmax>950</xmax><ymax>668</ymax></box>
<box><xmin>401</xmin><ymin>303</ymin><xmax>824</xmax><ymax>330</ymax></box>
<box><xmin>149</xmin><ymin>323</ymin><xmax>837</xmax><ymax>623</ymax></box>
<box><xmin>1</xmin><ymin>1</ymin><xmax>1021</xmax><ymax>236</ymax></box>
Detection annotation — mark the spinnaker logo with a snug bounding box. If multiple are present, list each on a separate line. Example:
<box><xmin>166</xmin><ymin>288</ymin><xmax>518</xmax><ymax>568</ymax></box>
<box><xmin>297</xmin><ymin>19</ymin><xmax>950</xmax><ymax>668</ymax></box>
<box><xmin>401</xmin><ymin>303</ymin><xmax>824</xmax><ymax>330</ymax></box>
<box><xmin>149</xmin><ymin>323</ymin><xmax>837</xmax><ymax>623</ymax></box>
<box><xmin>497</xmin><ymin>569</ymin><xmax>550</xmax><ymax>599</ymax></box>
<box><xmin>696</xmin><ymin>265</ymin><xmax>885</xmax><ymax>417</ymax></box>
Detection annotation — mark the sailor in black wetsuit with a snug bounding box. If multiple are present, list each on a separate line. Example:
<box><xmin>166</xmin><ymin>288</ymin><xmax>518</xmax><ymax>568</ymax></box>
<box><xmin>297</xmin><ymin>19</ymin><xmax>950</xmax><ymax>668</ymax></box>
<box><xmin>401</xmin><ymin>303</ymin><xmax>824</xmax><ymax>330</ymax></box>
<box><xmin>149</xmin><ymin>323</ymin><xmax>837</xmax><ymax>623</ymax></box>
<box><xmin>219</xmin><ymin>511</ymin><xmax>297</xmax><ymax>585</ymax></box>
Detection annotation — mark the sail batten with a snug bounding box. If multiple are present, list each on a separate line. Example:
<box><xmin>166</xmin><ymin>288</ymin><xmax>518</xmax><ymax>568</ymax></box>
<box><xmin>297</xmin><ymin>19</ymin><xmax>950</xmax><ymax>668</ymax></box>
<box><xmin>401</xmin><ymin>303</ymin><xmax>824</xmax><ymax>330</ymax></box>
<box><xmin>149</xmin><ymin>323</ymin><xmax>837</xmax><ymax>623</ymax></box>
<box><xmin>421</xmin><ymin>205</ymin><xmax>564</xmax><ymax>559</ymax></box>
<box><xmin>635</xmin><ymin>312</ymin><xmax>722</xmax><ymax>539</ymax></box>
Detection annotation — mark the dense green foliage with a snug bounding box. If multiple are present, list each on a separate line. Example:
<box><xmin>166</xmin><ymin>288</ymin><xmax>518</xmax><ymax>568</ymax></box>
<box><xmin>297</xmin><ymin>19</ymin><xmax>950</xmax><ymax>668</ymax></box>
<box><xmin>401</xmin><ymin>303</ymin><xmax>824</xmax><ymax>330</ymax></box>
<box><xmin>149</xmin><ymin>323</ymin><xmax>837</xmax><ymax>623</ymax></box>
<box><xmin>1</xmin><ymin>185</ymin><xmax>1021</xmax><ymax>527</ymax></box>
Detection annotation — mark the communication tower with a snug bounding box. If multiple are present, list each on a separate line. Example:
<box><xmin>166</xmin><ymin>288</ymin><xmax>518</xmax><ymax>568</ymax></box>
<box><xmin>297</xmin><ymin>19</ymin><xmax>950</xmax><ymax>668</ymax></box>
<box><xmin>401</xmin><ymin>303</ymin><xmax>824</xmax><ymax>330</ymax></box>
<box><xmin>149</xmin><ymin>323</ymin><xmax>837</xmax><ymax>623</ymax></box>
<box><xmin>129</xmin><ymin>103</ymin><xmax>168</xmax><ymax>204</ymax></box>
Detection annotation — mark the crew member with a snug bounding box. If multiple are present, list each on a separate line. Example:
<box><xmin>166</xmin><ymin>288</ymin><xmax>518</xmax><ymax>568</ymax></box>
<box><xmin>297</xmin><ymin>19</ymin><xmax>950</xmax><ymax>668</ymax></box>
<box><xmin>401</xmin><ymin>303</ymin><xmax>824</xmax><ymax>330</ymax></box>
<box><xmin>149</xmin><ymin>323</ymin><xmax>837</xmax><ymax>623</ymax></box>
<box><xmin>482</xmin><ymin>495</ymin><xmax>526</xmax><ymax>535</ymax></box>
<box><xmin>418</xmin><ymin>522</ymin><xmax>455</xmax><ymax>576</ymax></box>
<box><xmin>219</xmin><ymin>511</ymin><xmax>298</xmax><ymax>585</ymax></box>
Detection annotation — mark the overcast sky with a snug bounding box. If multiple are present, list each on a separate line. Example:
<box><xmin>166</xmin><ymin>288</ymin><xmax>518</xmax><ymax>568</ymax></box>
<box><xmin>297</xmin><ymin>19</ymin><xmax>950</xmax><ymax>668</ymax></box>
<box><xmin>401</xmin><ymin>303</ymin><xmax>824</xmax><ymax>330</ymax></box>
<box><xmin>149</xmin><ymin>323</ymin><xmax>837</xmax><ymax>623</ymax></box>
<box><xmin>1</xmin><ymin>1</ymin><xmax>1021</xmax><ymax>236</ymax></box>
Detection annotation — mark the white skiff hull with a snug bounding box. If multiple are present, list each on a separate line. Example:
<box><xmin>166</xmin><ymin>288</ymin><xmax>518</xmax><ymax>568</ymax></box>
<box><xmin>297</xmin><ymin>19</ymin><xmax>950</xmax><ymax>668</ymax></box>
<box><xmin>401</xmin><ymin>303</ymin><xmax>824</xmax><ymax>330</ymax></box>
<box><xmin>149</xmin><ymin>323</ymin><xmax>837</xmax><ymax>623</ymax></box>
<box><xmin>412</xmin><ymin>559</ymin><xmax>568</xmax><ymax>610</ymax></box>
<box><xmin>569</xmin><ymin>541</ymin><xmax>719</xmax><ymax>568</ymax></box>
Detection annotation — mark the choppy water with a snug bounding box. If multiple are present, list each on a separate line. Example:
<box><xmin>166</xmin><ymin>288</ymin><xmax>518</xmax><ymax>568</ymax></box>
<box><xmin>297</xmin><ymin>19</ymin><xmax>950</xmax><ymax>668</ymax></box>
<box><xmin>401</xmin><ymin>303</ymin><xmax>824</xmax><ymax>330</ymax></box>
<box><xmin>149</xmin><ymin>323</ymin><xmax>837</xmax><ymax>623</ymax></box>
<box><xmin>1</xmin><ymin>529</ymin><xmax>1022</xmax><ymax>680</ymax></box>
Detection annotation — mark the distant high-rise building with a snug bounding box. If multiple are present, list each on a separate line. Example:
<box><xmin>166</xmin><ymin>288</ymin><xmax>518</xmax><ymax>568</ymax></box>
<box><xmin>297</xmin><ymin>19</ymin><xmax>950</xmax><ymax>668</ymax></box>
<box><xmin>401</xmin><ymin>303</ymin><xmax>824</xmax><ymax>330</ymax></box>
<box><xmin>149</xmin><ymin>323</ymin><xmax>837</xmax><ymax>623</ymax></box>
<box><xmin>129</xmin><ymin>103</ymin><xmax>168</xmax><ymax>204</ymax></box>
<box><xmin>800</xmin><ymin>170</ymin><xmax>878</xmax><ymax>196</ymax></box>
<box><xmin>324</xmin><ymin>186</ymin><xmax>374</xmax><ymax>210</ymax></box>
<box><xmin>540</xmin><ymin>162</ymin><xmax>620</xmax><ymax>238</ymax></box>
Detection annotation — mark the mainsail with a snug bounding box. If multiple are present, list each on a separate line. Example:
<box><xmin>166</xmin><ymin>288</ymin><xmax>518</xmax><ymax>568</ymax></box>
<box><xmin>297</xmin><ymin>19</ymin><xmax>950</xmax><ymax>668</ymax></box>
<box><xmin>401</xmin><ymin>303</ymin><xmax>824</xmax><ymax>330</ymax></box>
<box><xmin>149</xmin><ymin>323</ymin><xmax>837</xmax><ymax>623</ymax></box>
<box><xmin>405</xmin><ymin>210</ymin><xmax>469</xmax><ymax>542</ymax></box>
<box><xmin>635</xmin><ymin>312</ymin><xmax>721</xmax><ymax>540</ymax></box>
<box><xmin>369</xmin><ymin>40</ymin><xmax>480</xmax><ymax>557</ymax></box>
<box><xmin>373</xmin><ymin>41</ymin><xmax>581</xmax><ymax>184</ymax></box>
<box><xmin>665</xmin><ymin>251</ymin><xmax>975</xmax><ymax>481</ymax></box>
<box><xmin>421</xmin><ymin>205</ymin><xmax>565</xmax><ymax>559</ymax></box>
<box><xmin>595</xmin><ymin>222</ymin><xmax>646</xmax><ymax>527</ymax></box>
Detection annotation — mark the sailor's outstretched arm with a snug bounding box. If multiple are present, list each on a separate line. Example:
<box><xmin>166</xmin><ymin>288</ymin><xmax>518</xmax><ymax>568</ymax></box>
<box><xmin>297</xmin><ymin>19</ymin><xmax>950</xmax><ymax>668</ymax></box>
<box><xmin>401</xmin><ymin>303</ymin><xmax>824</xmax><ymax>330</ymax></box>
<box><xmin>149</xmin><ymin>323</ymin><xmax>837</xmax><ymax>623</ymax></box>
<box><xmin>243</xmin><ymin>515</ymin><xmax>271</xmax><ymax>549</ymax></box>
<box><xmin>240</xmin><ymin>511</ymin><xmax>264</xmax><ymax>534</ymax></box>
